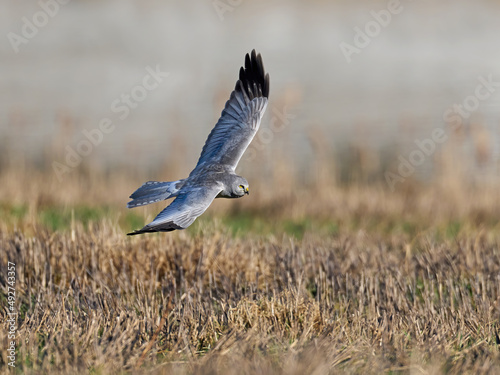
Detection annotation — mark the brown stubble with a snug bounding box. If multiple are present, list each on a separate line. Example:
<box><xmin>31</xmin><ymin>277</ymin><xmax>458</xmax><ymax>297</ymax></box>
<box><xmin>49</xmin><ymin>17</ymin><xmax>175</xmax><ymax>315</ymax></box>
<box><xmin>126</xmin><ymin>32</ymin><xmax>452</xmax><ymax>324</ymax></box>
<box><xmin>2</xmin><ymin>220</ymin><xmax>500</xmax><ymax>374</ymax></box>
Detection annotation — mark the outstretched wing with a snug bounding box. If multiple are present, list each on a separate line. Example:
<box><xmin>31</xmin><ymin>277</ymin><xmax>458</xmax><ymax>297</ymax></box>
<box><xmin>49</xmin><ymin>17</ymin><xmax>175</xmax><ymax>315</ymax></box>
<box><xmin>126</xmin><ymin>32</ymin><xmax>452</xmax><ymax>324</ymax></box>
<box><xmin>192</xmin><ymin>49</ymin><xmax>270</xmax><ymax>174</ymax></box>
<box><xmin>127</xmin><ymin>185</ymin><xmax>221</xmax><ymax>235</ymax></box>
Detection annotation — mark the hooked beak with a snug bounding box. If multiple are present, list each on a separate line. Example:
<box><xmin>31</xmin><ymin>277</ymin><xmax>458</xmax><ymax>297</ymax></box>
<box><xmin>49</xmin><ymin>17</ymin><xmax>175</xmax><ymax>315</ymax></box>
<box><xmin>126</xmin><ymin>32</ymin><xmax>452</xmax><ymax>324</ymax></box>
<box><xmin>245</xmin><ymin>187</ymin><xmax>249</xmax><ymax>195</ymax></box>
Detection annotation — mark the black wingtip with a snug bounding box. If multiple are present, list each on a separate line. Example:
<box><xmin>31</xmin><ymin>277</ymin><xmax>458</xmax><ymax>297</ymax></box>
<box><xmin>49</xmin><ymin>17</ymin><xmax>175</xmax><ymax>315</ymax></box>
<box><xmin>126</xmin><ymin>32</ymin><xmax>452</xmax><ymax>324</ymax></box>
<box><xmin>127</xmin><ymin>221</ymin><xmax>181</xmax><ymax>236</ymax></box>
<box><xmin>127</xmin><ymin>225</ymin><xmax>155</xmax><ymax>236</ymax></box>
<box><xmin>127</xmin><ymin>226</ymin><xmax>152</xmax><ymax>235</ymax></box>
<box><xmin>236</xmin><ymin>49</ymin><xmax>269</xmax><ymax>99</ymax></box>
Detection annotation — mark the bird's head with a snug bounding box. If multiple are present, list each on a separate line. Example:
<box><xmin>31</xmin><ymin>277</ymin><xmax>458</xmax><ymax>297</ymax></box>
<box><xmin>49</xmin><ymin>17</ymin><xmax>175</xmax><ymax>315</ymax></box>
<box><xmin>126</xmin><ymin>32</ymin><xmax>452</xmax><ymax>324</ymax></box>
<box><xmin>232</xmin><ymin>176</ymin><xmax>249</xmax><ymax>197</ymax></box>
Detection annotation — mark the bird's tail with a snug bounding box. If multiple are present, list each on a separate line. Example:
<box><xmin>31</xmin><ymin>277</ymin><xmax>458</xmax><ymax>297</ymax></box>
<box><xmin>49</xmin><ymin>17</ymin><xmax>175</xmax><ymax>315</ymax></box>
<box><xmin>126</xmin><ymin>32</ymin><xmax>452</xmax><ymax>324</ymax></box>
<box><xmin>127</xmin><ymin>179</ymin><xmax>185</xmax><ymax>208</ymax></box>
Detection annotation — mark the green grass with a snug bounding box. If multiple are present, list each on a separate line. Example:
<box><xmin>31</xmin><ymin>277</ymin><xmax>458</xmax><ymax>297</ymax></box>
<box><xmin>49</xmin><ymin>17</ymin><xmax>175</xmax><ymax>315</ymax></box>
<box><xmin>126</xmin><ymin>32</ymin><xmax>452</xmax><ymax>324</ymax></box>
<box><xmin>2</xmin><ymin>202</ymin><xmax>498</xmax><ymax>242</ymax></box>
<box><xmin>0</xmin><ymin>203</ymin><xmax>144</xmax><ymax>233</ymax></box>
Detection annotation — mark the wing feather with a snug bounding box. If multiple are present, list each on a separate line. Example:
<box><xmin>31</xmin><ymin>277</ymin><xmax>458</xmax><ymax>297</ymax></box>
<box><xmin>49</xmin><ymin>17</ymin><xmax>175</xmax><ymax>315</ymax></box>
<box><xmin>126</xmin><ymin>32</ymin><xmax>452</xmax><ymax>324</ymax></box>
<box><xmin>127</xmin><ymin>185</ymin><xmax>221</xmax><ymax>235</ymax></box>
<box><xmin>192</xmin><ymin>49</ymin><xmax>269</xmax><ymax>173</ymax></box>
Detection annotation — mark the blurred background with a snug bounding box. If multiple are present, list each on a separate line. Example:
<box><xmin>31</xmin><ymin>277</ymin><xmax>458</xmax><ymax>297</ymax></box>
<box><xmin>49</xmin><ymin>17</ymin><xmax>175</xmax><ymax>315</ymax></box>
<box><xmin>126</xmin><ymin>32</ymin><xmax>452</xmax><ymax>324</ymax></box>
<box><xmin>4</xmin><ymin>3</ymin><xmax>500</xmax><ymax>372</ymax></box>
<box><xmin>1</xmin><ymin>0</ymin><xmax>500</xmax><ymax>231</ymax></box>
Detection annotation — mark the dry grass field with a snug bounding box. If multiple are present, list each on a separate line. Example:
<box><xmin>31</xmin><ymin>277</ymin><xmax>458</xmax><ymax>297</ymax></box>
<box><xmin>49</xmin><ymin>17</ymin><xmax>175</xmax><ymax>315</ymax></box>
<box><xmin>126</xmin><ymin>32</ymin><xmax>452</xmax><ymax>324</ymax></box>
<box><xmin>1</xmin><ymin>132</ymin><xmax>500</xmax><ymax>374</ymax></box>
<box><xmin>2</xmin><ymin>1</ymin><xmax>500</xmax><ymax>373</ymax></box>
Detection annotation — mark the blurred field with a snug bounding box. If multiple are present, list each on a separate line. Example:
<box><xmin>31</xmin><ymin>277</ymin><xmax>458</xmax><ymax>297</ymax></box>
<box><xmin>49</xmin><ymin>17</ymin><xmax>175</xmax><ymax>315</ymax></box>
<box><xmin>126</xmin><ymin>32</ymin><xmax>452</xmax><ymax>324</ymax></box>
<box><xmin>1</xmin><ymin>134</ymin><xmax>500</xmax><ymax>374</ymax></box>
<box><xmin>2</xmin><ymin>1</ymin><xmax>500</xmax><ymax>374</ymax></box>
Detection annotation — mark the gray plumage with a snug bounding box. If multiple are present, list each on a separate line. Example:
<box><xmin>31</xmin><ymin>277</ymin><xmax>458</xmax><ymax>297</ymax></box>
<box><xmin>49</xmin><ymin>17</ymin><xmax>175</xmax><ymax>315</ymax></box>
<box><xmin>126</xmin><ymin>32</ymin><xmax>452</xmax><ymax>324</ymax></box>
<box><xmin>127</xmin><ymin>50</ymin><xmax>269</xmax><ymax>235</ymax></box>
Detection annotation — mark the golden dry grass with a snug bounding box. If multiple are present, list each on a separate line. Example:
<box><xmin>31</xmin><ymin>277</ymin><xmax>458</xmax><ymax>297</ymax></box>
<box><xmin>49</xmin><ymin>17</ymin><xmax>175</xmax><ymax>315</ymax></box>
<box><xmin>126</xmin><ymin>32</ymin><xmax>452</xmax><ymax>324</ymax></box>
<box><xmin>1</xmin><ymin>128</ymin><xmax>500</xmax><ymax>374</ymax></box>
<box><xmin>2</xmin><ymin>217</ymin><xmax>500</xmax><ymax>374</ymax></box>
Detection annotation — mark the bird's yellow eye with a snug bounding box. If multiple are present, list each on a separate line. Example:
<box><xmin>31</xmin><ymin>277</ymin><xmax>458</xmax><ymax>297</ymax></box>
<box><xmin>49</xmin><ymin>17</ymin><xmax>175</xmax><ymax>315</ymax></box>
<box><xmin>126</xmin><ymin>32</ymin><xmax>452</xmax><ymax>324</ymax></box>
<box><xmin>239</xmin><ymin>185</ymin><xmax>244</xmax><ymax>190</ymax></box>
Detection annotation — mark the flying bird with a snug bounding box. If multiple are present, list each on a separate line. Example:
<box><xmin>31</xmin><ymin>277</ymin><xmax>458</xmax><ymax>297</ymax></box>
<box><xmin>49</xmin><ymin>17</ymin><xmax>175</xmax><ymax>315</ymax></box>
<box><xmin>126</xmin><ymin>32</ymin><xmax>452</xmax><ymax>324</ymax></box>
<box><xmin>127</xmin><ymin>50</ymin><xmax>270</xmax><ymax>235</ymax></box>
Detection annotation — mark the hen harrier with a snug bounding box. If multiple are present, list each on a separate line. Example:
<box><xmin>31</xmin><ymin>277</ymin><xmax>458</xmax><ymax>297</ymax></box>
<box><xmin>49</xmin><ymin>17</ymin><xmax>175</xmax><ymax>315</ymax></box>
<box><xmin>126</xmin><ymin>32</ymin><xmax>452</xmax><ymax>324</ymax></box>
<box><xmin>127</xmin><ymin>50</ymin><xmax>269</xmax><ymax>235</ymax></box>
